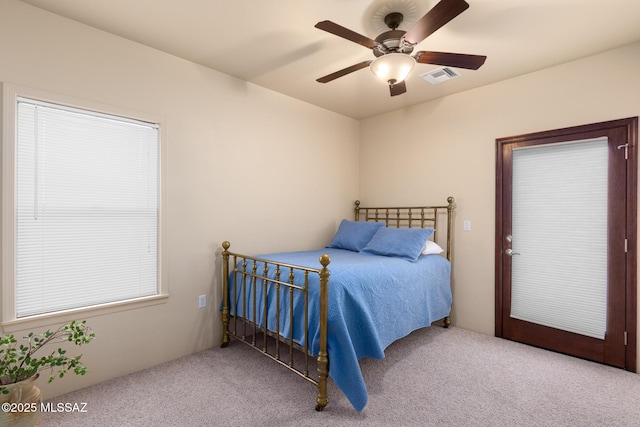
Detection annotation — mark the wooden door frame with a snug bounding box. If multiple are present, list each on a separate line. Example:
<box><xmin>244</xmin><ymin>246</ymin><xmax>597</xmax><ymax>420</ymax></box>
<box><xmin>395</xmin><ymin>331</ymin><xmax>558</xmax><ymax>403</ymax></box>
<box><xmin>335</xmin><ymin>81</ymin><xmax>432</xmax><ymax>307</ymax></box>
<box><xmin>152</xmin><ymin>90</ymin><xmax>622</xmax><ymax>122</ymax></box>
<box><xmin>495</xmin><ymin>117</ymin><xmax>638</xmax><ymax>372</ymax></box>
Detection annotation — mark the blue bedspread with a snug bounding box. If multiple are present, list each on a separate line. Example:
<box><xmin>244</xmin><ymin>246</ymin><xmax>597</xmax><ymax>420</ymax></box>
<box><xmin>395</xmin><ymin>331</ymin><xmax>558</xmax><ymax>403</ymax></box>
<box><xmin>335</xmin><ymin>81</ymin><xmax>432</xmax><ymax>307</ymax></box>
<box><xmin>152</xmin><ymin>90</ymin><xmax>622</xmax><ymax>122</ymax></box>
<box><xmin>227</xmin><ymin>248</ymin><xmax>452</xmax><ymax>412</ymax></box>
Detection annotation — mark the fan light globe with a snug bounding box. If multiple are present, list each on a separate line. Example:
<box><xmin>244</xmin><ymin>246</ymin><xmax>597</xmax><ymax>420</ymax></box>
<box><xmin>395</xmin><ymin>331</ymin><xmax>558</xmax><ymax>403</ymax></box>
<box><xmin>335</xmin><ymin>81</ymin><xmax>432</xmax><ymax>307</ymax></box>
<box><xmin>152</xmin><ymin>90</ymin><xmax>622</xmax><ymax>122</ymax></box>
<box><xmin>370</xmin><ymin>53</ymin><xmax>416</xmax><ymax>84</ymax></box>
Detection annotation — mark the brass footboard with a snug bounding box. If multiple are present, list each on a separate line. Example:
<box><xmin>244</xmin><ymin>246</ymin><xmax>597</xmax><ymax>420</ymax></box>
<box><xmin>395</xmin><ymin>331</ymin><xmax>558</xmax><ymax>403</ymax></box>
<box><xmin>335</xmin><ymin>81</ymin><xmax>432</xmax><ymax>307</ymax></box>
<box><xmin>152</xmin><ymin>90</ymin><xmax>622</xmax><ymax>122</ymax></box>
<box><xmin>220</xmin><ymin>241</ymin><xmax>331</xmax><ymax>411</ymax></box>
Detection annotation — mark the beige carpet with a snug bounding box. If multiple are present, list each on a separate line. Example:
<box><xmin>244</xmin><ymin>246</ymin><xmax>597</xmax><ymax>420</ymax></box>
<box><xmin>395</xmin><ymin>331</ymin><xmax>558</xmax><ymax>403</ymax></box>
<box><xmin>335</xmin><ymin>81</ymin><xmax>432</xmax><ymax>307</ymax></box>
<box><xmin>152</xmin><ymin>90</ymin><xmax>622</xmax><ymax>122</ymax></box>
<box><xmin>39</xmin><ymin>326</ymin><xmax>640</xmax><ymax>426</ymax></box>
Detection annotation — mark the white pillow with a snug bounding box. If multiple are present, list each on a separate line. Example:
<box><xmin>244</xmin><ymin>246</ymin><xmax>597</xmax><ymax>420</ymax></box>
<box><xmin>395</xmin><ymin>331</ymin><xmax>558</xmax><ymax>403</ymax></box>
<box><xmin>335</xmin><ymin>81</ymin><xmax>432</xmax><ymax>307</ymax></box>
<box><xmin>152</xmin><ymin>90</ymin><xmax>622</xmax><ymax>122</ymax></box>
<box><xmin>422</xmin><ymin>240</ymin><xmax>444</xmax><ymax>255</ymax></box>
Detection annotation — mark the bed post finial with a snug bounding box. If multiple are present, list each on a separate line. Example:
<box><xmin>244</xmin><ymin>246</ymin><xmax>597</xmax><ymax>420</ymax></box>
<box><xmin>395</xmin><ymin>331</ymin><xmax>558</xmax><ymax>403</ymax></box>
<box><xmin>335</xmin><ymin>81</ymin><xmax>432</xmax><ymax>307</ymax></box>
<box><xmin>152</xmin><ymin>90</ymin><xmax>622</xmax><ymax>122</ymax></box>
<box><xmin>354</xmin><ymin>200</ymin><xmax>361</xmax><ymax>221</ymax></box>
<box><xmin>221</xmin><ymin>241</ymin><xmax>231</xmax><ymax>348</ymax></box>
<box><xmin>319</xmin><ymin>254</ymin><xmax>331</xmax><ymax>267</ymax></box>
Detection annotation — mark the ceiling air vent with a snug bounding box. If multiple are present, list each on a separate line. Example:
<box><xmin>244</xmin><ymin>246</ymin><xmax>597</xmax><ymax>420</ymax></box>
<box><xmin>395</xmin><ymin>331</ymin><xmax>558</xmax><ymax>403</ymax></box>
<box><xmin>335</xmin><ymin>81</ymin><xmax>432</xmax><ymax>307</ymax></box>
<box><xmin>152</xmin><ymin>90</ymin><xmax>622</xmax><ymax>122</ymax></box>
<box><xmin>419</xmin><ymin>67</ymin><xmax>461</xmax><ymax>85</ymax></box>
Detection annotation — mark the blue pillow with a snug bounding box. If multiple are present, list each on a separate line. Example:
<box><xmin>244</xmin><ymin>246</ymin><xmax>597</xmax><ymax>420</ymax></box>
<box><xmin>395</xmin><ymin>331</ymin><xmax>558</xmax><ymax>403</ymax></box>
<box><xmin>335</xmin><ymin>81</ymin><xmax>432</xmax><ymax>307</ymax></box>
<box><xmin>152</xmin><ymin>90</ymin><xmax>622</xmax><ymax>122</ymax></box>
<box><xmin>327</xmin><ymin>220</ymin><xmax>385</xmax><ymax>252</ymax></box>
<box><xmin>360</xmin><ymin>227</ymin><xmax>435</xmax><ymax>262</ymax></box>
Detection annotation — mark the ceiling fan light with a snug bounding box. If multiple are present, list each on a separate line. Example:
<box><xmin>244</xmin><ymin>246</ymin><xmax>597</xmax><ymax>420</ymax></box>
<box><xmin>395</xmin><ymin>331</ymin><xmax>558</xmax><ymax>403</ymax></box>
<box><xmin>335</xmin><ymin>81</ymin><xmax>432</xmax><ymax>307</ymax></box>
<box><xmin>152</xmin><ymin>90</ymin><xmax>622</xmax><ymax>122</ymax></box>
<box><xmin>370</xmin><ymin>53</ymin><xmax>416</xmax><ymax>84</ymax></box>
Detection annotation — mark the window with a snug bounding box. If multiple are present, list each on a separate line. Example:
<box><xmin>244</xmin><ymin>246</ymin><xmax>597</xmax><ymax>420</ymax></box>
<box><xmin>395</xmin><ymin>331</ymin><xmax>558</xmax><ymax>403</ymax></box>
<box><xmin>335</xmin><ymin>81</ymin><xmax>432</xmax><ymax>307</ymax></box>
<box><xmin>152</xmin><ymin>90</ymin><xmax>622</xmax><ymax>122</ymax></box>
<box><xmin>2</xmin><ymin>84</ymin><xmax>166</xmax><ymax>324</ymax></box>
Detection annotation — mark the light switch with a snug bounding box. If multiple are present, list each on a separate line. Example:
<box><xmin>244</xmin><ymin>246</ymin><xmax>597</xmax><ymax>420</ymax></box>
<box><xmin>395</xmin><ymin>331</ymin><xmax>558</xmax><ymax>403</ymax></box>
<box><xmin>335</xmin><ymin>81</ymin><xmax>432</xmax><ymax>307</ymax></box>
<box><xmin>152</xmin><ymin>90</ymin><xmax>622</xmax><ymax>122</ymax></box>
<box><xmin>463</xmin><ymin>220</ymin><xmax>471</xmax><ymax>231</ymax></box>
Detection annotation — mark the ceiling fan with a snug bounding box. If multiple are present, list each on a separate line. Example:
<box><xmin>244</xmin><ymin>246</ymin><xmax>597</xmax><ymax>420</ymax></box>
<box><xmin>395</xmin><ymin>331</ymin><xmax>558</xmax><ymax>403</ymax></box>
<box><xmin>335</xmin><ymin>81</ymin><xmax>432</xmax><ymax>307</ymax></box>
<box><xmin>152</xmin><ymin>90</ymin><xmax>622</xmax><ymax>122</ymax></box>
<box><xmin>315</xmin><ymin>0</ymin><xmax>486</xmax><ymax>96</ymax></box>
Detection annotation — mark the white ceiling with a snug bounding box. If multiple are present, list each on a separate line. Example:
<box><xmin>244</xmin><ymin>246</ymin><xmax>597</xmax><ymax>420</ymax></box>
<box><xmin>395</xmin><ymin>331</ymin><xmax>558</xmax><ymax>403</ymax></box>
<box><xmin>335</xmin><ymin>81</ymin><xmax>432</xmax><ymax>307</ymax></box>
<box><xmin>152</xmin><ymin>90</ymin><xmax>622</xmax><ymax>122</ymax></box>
<box><xmin>18</xmin><ymin>0</ymin><xmax>640</xmax><ymax>120</ymax></box>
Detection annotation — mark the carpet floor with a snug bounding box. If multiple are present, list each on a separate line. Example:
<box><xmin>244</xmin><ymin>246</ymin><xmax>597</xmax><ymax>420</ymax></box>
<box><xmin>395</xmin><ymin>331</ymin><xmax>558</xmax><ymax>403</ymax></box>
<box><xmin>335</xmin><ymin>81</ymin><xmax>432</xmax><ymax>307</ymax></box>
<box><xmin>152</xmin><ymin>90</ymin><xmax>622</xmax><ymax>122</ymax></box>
<box><xmin>39</xmin><ymin>326</ymin><xmax>640</xmax><ymax>426</ymax></box>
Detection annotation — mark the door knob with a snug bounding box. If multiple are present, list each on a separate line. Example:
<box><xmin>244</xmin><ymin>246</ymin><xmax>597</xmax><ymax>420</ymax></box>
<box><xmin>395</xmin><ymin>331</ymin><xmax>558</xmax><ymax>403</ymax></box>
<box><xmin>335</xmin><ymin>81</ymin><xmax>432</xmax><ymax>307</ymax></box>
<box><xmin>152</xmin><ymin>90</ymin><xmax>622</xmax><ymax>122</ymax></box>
<box><xmin>505</xmin><ymin>249</ymin><xmax>520</xmax><ymax>256</ymax></box>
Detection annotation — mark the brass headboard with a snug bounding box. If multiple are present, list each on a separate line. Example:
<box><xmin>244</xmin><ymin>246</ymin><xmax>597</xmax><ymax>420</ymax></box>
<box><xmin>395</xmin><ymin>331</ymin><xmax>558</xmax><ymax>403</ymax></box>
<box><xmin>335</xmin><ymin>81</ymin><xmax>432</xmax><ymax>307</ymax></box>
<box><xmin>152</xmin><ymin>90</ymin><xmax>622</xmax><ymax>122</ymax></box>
<box><xmin>354</xmin><ymin>196</ymin><xmax>455</xmax><ymax>261</ymax></box>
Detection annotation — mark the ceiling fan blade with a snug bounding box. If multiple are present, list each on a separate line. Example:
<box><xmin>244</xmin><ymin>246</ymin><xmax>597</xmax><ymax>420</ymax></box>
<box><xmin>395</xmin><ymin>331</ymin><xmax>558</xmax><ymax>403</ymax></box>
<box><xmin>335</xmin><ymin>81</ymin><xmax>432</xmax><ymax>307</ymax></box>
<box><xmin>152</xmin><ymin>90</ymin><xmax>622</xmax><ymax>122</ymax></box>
<box><xmin>415</xmin><ymin>51</ymin><xmax>486</xmax><ymax>70</ymax></box>
<box><xmin>315</xmin><ymin>20</ymin><xmax>378</xmax><ymax>49</ymax></box>
<box><xmin>316</xmin><ymin>61</ymin><xmax>372</xmax><ymax>83</ymax></box>
<box><xmin>389</xmin><ymin>81</ymin><xmax>407</xmax><ymax>97</ymax></box>
<box><xmin>403</xmin><ymin>0</ymin><xmax>470</xmax><ymax>45</ymax></box>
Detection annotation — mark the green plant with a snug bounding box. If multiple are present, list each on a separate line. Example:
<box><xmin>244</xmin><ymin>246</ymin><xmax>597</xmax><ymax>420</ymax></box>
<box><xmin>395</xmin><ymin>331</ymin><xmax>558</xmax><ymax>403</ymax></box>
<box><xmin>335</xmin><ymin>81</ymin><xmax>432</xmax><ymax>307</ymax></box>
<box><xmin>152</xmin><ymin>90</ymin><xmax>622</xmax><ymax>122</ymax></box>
<box><xmin>0</xmin><ymin>320</ymin><xmax>95</xmax><ymax>393</ymax></box>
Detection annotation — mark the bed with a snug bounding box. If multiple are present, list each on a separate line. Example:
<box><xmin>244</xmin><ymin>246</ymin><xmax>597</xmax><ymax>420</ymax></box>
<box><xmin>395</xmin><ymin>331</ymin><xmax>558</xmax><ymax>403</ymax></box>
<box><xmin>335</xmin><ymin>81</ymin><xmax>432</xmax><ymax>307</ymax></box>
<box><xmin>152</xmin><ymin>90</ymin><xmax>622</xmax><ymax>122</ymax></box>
<box><xmin>220</xmin><ymin>197</ymin><xmax>455</xmax><ymax>412</ymax></box>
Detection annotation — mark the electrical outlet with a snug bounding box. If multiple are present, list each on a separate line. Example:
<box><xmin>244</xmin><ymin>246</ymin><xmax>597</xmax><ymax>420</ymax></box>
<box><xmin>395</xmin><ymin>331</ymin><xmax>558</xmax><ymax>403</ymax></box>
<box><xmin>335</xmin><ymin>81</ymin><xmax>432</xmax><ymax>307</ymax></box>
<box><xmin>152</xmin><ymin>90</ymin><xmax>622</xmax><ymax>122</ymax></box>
<box><xmin>198</xmin><ymin>295</ymin><xmax>206</xmax><ymax>308</ymax></box>
<box><xmin>463</xmin><ymin>220</ymin><xmax>471</xmax><ymax>231</ymax></box>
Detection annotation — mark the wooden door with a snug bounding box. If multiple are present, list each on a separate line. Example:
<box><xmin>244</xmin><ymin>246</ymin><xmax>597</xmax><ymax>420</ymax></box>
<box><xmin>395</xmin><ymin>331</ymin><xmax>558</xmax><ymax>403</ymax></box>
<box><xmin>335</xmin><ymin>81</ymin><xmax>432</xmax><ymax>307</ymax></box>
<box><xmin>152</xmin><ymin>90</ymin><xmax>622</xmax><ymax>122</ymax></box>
<box><xmin>495</xmin><ymin>117</ymin><xmax>637</xmax><ymax>372</ymax></box>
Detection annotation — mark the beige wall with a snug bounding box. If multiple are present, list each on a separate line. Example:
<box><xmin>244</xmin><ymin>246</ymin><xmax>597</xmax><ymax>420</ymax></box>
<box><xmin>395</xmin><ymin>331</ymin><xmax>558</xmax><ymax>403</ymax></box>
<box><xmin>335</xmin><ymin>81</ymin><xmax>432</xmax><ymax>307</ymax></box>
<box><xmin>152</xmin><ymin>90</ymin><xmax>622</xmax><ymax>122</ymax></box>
<box><xmin>360</xmin><ymin>42</ymin><xmax>640</xmax><ymax>365</ymax></box>
<box><xmin>0</xmin><ymin>0</ymin><xmax>359</xmax><ymax>398</ymax></box>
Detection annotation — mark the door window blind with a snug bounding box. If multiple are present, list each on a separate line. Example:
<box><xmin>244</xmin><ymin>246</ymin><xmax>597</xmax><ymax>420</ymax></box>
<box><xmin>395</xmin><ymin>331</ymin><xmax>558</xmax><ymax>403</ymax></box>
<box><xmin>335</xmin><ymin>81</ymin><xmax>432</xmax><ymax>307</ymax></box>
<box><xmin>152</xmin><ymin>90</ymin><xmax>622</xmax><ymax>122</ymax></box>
<box><xmin>16</xmin><ymin>97</ymin><xmax>159</xmax><ymax>317</ymax></box>
<box><xmin>510</xmin><ymin>138</ymin><xmax>608</xmax><ymax>340</ymax></box>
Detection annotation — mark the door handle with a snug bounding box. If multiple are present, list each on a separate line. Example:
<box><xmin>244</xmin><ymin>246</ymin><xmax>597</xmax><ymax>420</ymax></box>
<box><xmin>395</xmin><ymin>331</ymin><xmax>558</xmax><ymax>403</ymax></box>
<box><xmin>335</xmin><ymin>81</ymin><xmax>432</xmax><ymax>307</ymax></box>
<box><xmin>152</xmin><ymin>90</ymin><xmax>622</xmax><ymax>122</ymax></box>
<box><xmin>505</xmin><ymin>249</ymin><xmax>520</xmax><ymax>256</ymax></box>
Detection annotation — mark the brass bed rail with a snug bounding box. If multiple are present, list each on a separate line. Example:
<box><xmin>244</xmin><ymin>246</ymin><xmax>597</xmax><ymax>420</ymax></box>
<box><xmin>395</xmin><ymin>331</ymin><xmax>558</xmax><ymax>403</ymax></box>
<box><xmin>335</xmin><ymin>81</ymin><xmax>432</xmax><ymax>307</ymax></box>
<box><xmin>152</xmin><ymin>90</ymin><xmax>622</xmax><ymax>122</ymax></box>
<box><xmin>220</xmin><ymin>242</ymin><xmax>331</xmax><ymax>411</ymax></box>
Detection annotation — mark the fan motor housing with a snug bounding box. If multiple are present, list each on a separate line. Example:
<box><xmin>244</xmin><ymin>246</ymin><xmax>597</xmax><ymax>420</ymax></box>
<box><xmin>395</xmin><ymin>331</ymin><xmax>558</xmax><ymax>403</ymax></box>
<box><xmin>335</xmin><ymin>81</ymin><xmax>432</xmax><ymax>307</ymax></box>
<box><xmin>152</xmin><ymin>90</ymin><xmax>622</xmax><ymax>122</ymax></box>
<box><xmin>373</xmin><ymin>30</ymin><xmax>414</xmax><ymax>57</ymax></box>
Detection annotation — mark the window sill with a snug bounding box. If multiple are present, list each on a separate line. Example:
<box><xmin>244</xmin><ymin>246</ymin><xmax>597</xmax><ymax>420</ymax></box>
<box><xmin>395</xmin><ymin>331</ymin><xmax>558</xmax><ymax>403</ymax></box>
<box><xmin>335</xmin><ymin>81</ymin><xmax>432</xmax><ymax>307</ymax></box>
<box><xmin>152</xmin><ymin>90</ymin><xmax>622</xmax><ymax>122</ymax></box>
<box><xmin>0</xmin><ymin>294</ymin><xmax>169</xmax><ymax>333</ymax></box>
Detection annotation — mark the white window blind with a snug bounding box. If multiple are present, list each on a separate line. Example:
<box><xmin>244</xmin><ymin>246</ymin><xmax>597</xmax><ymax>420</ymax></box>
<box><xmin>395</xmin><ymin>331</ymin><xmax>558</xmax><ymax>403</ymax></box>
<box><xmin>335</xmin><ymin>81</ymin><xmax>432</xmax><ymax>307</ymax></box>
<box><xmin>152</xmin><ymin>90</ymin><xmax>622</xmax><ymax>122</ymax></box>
<box><xmin>510</xmin><ymin>138</ymin><xmax>608</xmax><ymax>340</ymax></box>
<box><xmin>16</xmin><ymin>97</ymin><xmax>159</xmax><ymax>318</ymax></box>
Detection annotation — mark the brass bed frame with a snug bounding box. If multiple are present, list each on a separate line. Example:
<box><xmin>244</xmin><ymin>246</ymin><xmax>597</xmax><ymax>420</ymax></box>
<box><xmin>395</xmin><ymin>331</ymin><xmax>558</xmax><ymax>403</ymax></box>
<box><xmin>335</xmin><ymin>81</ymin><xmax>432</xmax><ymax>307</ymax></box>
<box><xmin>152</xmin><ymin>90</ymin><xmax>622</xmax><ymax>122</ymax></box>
<box><xmin>220</xmin><ymin>197</ymin><xmax>455</xmax><ymax>411</ymax></box>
